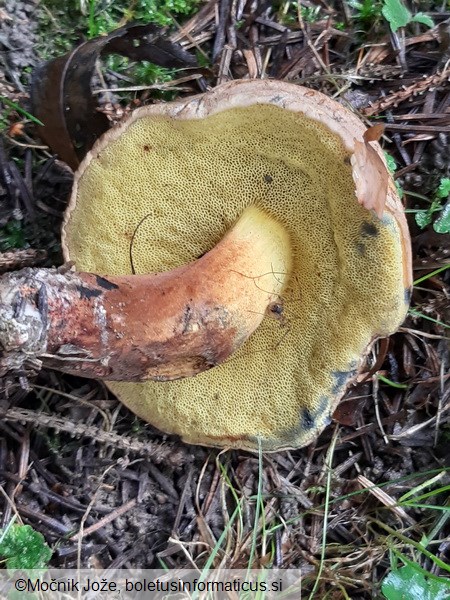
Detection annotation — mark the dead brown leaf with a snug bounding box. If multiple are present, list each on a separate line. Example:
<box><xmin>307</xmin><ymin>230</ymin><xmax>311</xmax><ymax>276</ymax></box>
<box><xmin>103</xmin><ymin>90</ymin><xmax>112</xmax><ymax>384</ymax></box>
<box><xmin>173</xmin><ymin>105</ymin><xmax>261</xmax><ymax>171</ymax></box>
<box><xmin>363</xmin><ymin>123</ymin><xmax>385</xmax><ymax>143</ymax></box>
<box><xmin>31</xmin><ymin>23</ymin><xmax>198</xmax><ymax>170</ymax></box>
<box><xmin>351</xmin><ymin>130</ymin><xmax>389</xmax><ymax>219</ymax></box>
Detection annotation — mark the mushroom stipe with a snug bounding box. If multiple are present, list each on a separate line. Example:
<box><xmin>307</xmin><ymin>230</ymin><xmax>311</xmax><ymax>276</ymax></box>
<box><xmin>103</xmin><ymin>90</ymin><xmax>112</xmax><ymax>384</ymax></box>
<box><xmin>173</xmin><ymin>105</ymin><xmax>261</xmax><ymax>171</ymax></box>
<box><xmin>0</xmin><ymin>80</ymin><xmax>412</xmax><ymax>451</ymax></box>
<box><xmin>0</xmin><ymin>206</ymin><xmax>291</xmax><ymax>381</ymax></box>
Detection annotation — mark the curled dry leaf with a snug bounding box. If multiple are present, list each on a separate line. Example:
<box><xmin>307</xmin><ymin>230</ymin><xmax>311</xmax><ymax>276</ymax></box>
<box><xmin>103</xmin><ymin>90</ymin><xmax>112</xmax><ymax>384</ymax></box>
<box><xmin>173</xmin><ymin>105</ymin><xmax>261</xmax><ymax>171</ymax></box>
<box><xmin>31</xmin><ymin>23</ymin><xmax>198</xmax><ymax>170</ymax></box>
<box><xmin>351</xmin><ymin>124</ymin><xmax>389</xmax><ymax>219</ymax></box>
<box><xmin>363</xmin><ymin>123</ymin><xmax>385</xmax><ymax>143</ymax></box>
<box><xmin>332</xmin><ymin>393</ymin><xmax>369</xmax><ymax>427</ymax></box>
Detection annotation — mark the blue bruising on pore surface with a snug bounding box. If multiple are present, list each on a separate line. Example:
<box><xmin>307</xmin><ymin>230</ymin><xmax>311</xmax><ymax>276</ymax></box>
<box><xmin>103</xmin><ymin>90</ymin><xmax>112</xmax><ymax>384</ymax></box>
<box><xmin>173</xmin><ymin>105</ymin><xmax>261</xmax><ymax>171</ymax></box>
<box><xmin>360</xmin><ymin>221</ymin><xmax>379</xmax><ymax>238</ymax></box>
<box><xmin>332</xmin><ymin>370</ymin><xmax>357</xmax><ymax>395</ymax></box>
<box><xmin>245</xmin><ymin>365</ymin><xmax>361</xmax><ymax>451</ymax></box>
<box><xmin>248</xmin><ymin>394</ymin><xmax>333</xmax><ymax>451</ymax></box>
<box><xmin>299</xmin><ymin>395</ymin><xmax>330</xmax><ymax>433</ymax></box>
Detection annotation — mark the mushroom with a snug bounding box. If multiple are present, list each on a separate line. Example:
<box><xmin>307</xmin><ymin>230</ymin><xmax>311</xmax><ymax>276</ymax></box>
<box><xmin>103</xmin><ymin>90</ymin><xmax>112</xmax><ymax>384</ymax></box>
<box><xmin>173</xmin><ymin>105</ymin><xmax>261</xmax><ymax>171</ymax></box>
<box><xmin>0</xmin><ymin>80</ymin><xmax>412</xmax><ymax>451</ymax></box>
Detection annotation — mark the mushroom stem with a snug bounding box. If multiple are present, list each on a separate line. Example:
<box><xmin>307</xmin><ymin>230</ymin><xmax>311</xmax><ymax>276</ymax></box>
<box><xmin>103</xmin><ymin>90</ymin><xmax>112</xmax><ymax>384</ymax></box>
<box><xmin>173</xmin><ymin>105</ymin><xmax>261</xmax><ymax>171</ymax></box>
<box><xmin>0</xmin><ymin>206</ymin><xmax>291</xmax><ymax>381</ymax></box>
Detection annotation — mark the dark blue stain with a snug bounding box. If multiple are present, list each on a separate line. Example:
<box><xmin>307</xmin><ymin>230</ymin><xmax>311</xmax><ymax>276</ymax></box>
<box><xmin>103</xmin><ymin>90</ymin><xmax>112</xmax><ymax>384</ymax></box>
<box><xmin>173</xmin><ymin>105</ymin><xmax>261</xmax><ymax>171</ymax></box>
<box><xmin>316</xmin><ymin>395</ymin><xmax>330</xmax><ymax>415</ymax></box>
<box><xmin>332</xmin><ymin>370</ymin><xmax>355</xmax><ymax>395</ymax></box>
<box><xmin>361</xmin><ymin>222</ymin><xmax>379</xmax><ymax>237</ymax></box>
<box><xmin>301</xmin><ymin>408</ymin><xmax>316</xmax><ymax>431</ymax></box>
<box><xmin>322</xmin><ymin>415</ymin><xmax>332</xmax><ymax>427</ymax></box>
<box><xmin>300</xmin><ymin>395</ymin><xmax>329</xmax><ymax>431</ymax></box>
<box><xmin>77</xmin><ymin>285</ymin><xmax>102</xmax><ymax>300</ymax></box>
<box><xmin>95</xmin><ymin>275</ymin><xmax>119</xmax><ymax>291</ymax></box>
<box><xmin>404</xmin><ymin>287</ymin><xmax>412</xmax><ymax>305</ymax></box>
<box><xmin>267</xmin><ymin>393</ymin><xmax>333</xmax><ymax>448</ymax></box>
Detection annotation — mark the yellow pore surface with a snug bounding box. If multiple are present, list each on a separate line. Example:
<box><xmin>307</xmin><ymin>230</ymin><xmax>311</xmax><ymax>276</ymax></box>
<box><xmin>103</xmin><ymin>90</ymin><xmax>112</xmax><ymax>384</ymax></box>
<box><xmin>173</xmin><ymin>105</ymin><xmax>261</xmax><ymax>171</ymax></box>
<box><xmin>65</xmin><ymin>104</ymin><xmax>409</xmax><ymax>450</ymax></box>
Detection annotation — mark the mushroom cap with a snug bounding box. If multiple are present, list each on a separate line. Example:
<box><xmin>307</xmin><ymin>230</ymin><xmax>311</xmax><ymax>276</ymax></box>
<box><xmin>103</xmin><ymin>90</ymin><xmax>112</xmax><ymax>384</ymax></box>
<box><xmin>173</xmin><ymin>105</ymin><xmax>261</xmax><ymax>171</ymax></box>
<box><xmin>63</xmin><ymin>79</ymin><xmax>412</xmax><ymax>451</ymax></box>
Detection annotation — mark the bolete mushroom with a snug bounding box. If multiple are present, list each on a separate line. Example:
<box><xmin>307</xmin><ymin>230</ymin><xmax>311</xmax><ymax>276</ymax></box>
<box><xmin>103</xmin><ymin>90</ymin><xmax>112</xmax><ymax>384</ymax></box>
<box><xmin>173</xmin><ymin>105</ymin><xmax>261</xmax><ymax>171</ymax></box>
<box><xmin>0</xmin><ymin>80</ymin><xmax>412</xmax><ymax>451</ymax></box>
<box><xmin>59</xmin><ymin>79</ymin><xmax>412</xmax><ymax>450</ymax></box>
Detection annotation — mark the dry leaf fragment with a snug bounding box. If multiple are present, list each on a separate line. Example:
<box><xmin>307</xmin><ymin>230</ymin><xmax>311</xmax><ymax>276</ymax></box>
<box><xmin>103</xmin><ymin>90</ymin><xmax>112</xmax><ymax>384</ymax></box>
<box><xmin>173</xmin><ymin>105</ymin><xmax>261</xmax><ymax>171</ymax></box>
<box><xmin>31</xmin><ymin>24</ymin><xmax>198</xmax><ymax>170</ymax></box>
<box><xmin>363</xmin><ymin>123</ymin><xmax>385</xmax><ymax>143</ymax></box>
<box><xmin>7</xmin><ymin>122</ymin><xmax>25</xmax><ymax>137</ymax></box>
<box><xmin>351</xmin><ymin>124</ymin><xmax>389</xmax><ymax>218</ymax></box>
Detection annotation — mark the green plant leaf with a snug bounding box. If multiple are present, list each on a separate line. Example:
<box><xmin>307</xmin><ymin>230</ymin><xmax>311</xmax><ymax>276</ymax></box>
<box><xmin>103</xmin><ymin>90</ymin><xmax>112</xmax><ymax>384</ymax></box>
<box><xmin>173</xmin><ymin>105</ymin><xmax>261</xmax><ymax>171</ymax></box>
<box><xmin>381</xmin><ymin>565</ymin><xmax>450</xmax><ymax>600</ymax></box>
<box><xmin>0</xmin><ymin>96</ymin><xmax>45</xmax><ymax>126</ymax></box>
<box><xmin>0</xmin><ymin>524</ymin><xmax>52</xmax><ymax>570</ymax></box>
<box><xmin>433</xmin><ymin>201</ymin><xmax>450</xmax><ymax>234</ymax></box>
<box><xmin>133</xmin><ymin>0</ymin><xmax>200</xmax><ymax>26</ymax></box>
<box><xmin>377</xmin><ymin>374</ymin><xmax>408</xmax><ymax>389</ymax></box>
<box><xmin>415</xmin><ymin>210</ymin><xmax>433</xmax><ymax>229</ymax></box>
<box><xmin>384</xmin><ymin>151</ymin><xmax>397</xmax><ymax>174</ymax></box>
<box><xmin>409</xmin><ymin>307</ymin><xmax>450</xmax><ymax>330</ymax></box>
<box><xmin>411</xmin><ymin>13</ymin><xmax>434</xmax><ymax>28</ymax></box>
<box><xmin>382</xmin><ymin>0</ymin><xmax>411</xmax><ymax>31</ymax></box>
<box><xmin>0</xmin><ymin>220</ymin><xmax>25</xmax><ymax>251</ymax></box>
<box><xmin>383</xmin><ymin>152</ymin><xmax>404</xmax><ymax>196</ymax></box>
<box><xmin>350</xmin><ymin>0</ymin><xmax>383</xmax><ymax>23</ymax></box>
<box><xmin>437</xmin><ymin>177</ymin><xmax>450</xmax><ymax>199</ymax></box>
